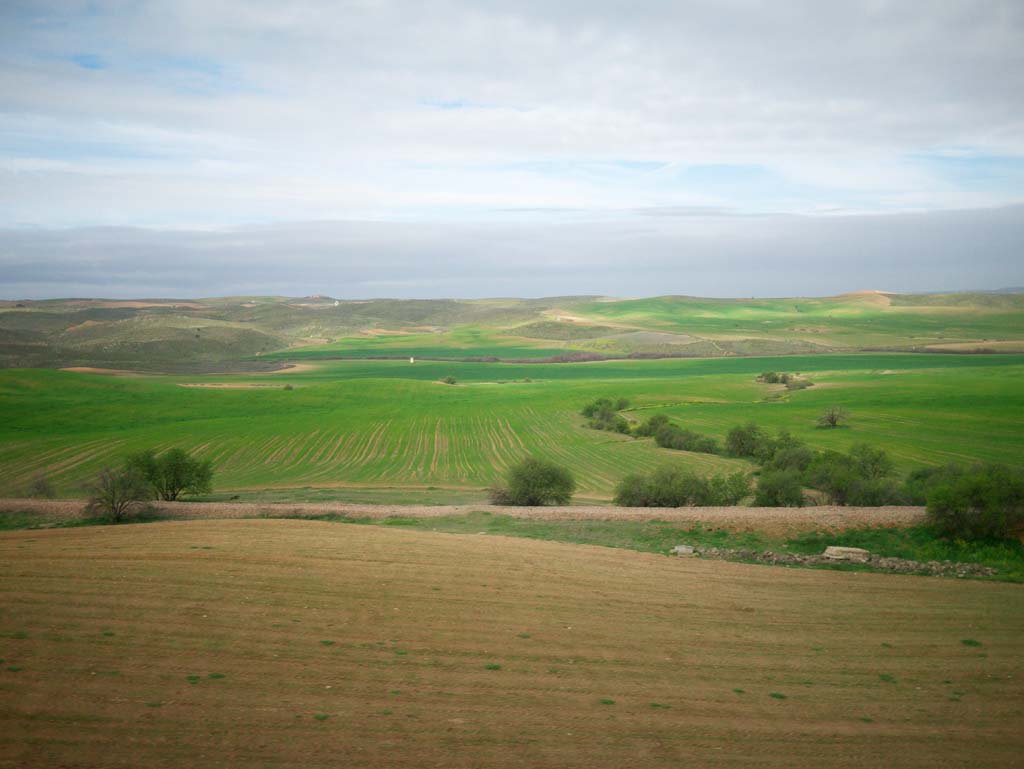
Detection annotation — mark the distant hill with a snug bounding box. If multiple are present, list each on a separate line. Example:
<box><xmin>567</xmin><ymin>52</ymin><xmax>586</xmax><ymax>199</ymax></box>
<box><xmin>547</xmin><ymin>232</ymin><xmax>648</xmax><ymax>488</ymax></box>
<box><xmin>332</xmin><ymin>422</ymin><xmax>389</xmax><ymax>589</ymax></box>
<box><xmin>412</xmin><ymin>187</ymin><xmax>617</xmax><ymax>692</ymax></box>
<box><xmin>2</xmin><ymin>291</ymin><xmax>1023</xmax><ymax>371</ymax></box>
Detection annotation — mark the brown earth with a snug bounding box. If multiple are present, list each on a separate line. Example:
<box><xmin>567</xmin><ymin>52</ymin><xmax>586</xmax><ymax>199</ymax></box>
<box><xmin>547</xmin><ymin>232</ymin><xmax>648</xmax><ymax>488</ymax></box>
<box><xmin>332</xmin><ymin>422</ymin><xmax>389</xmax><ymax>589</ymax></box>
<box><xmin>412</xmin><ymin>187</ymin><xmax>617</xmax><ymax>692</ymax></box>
<box><xmin>0</xmin><ymin>519</ymin><xmax>1020</xmax><ymax>768</ymax></box>
<box><xmin>0</xmin><ymin>498</ymin><xmax>926</xmax><ymax>536</ymax></box>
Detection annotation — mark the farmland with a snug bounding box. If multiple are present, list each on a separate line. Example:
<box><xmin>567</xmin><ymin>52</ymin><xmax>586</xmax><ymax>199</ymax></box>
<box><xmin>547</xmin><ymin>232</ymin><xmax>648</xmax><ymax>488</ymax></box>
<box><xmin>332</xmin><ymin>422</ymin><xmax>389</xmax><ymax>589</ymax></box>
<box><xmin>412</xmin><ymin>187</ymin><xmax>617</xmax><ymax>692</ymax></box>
<box><xmin>0</xmin><ymin>353</ymin><xmax>1022</xmax><ymax>500</ymax></box>
<box><xmin>2</xmin><ymin>519</ymin><xmax>1022</xmax><ymax>768</ymax></box>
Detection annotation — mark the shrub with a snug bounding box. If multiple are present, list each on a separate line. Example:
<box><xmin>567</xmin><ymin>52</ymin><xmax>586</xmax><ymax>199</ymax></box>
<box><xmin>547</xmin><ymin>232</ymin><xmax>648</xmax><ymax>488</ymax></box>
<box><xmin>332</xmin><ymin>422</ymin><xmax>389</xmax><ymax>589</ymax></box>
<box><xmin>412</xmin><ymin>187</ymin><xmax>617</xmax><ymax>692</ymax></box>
<box><xmin>581</xmin><ymin>397</ymin><xmax>631</xmax><ymax>433</ymax></box>
<box><xmin>633</xmin><ymin>413</ymin><xmax>670</xmax><ymax>438</ymax></box>
<box><xmin>613</xmin><ymin>473</ymin><xmax>650</xmax><ymax>507</ymax></box>
<box><xmin>84</xmin><ymin>466</ymin><xmax>152</xmax><ymax>522</ymax></box>
<box><xmin>726</xmin><ymin>422</ymin><xmax>766</xmax><ymax>458</ymax></box>
<box><xmin>440</xmin><ymin>375</ymin><xmax>457</xmax><ymax>385</ymax></box>
<box><xmin>754</xmin><ymin>470</ymin><xmax>805</xmax><ymax>507</ymax></box>
<box><xmin>903</xmin><ymin>463</ymin><xmax>964</xmax><ymax>505</ymax></box>
<box><xmin>926</xmin><ymin>464</ymin><xmax>1024</xmax><ymax>540</ymax></box>
<box><xmin>613</xmin><ymin>466</ymin><xmax>749</xmax><ymax>507</ymax></box>
<box><xmin>491</xmin><ymin>457</ymin><xmax>576</xmax><ymax>506</ymax></box>
<box><xmin>27</xmin><ymin>474</ymin><xmax>56</xmax><ymax>499</ymax></box>
<box><xmin>653</xmin><ymin>423</ymin><xmax>719</xmax><ymax>454</ymax></box>
<box><xmin>849</xmin><ymin>443</ymin><xmax>894</xmax><ymax>480</ymax></box>
<box><xmin>804</xmin><ymin>445</ymin><xmax>900</xmax><ymax>505</ymax></box>
<box><xmin>126</xmin><ymin>448</ymin><xmax>213</xmax><ymax>501</ymax></box>
<box><xmin>765</xmin><ymin>445</ymin><xmax>814</xmax><ymax>474</ymax></box>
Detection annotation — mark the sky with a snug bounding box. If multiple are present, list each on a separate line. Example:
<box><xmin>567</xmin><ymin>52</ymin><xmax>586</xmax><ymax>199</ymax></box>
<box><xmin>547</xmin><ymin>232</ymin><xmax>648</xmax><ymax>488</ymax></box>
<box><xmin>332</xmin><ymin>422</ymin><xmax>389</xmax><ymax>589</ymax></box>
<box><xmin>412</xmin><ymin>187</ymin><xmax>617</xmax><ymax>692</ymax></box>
<box><xmin>1</xmin><ymin>0</ymin><xmax>1022</xmax><ymax>299</ymax></box>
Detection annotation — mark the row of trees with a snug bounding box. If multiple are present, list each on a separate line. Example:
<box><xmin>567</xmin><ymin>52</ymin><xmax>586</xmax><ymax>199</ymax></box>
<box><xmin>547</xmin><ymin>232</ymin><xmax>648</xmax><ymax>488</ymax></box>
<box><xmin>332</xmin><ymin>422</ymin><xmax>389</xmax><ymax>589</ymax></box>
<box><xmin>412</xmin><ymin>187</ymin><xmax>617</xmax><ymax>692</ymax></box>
<box><xmin>85</xmin><ymin>449</ymin><xmax>213</xmax><ymax>521</ymax></box>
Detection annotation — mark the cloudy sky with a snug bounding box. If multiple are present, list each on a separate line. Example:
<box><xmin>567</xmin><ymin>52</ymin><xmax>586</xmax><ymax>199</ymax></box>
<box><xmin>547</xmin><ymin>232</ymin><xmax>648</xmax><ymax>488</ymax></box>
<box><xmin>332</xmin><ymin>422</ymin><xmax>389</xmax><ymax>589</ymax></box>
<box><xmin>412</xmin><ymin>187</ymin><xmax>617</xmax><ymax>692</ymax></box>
<box><xmin>1</xmin><ymin>0</ymin><xmax>1022</xmax><ymax>298</ymax></box>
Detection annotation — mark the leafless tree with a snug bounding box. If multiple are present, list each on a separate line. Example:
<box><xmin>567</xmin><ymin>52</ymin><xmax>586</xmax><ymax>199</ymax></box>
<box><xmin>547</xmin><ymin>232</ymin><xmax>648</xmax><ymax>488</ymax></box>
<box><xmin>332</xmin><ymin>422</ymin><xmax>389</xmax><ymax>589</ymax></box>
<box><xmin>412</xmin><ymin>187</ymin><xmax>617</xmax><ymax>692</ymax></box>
<box><xmin>84</xmin><ymin>467</ymin><xmax>152</xmax><ymax>522</ymax></box>
<box><xmin>817</xmin><ymin>406</ymin><xmax>849</xmax><ymax>429</ymax></box>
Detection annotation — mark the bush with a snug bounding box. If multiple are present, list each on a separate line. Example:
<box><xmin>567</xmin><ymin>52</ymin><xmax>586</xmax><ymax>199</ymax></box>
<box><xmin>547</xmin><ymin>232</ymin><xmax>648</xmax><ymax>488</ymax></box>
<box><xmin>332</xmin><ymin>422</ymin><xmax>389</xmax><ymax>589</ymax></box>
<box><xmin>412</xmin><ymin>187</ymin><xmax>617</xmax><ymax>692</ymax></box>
<box><xmin>754</xmin><ymin>470</ymin><xmax>805</xmax><ymax>507</ymax></box>
<box><xmin>440</xmin><ymin>375</ymin><xmax>457</xmax><ymax>385</ymax></box>
<box><xmin>27</xmin><ymin>474</ymin><xmax>56</xmax><ymax>499</ymax></box>
<box><xmin>633</xmin><ymin>413</ymin><xmax>670</xmax><ymax>438</ymax></box>
<box><xmin>126</xmin><ymin>448</ymin><xmax>214</xmax><ymax>502</ymax></box>
<box><xmin>764</xmin><ymin>445</ymin><xmax>814</xmax><ymax>474</ymax></box>
<box><xmin>726</xmin><ymin>422</ymin><xmax>766</xmax><ymax>458</ymax></box>
<box><xmin>903</xmin><ymin>463</ymin><xmax>965</xmax><ymax>505</ymax></box>
<box><xmin>490</xmin><ymin>457</ymin><xmax>576</xmax><ymax>506</ymax></box>
<box><xmin>613</xmin><ymin>466</ymin><xmax>749</xmax><ymax>507</ymax></box>
<box><xmin>849</xmin><ymin>443</ymin><xmax>894</xmax><ymax>480</ymax></box>
<box><xmin>654</xmin><ymin>424</ymin><xmax>719</xmax><ymax>454</ymax></box>
<box><xmin>803</xmin><ymin>445</ymin><xmax>900</xmax><ymax>505</ymax></box>
<box><xmin>926</xmin><ymin>464</ymin><xmax>1024</xmax><ymax>540</ymax></box>
<box><xmin>84</xmin><ymin>466</ymin><xmax>152</xmax><ymax>522</ymax></box>
<box><xmin>581</xmin><ymin>397</ymin><xmax>631</xmax><ymax>433</ymax></box>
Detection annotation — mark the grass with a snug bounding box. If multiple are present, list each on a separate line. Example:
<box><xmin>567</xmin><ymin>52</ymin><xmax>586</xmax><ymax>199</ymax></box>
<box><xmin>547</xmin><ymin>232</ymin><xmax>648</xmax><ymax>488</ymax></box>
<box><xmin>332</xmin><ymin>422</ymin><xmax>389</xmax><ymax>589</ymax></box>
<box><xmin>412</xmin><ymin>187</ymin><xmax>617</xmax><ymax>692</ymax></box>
<box><xmin>1</xmin><ymin>353</ymin><xmax>1022</xmax><ymax>501</ymax></box>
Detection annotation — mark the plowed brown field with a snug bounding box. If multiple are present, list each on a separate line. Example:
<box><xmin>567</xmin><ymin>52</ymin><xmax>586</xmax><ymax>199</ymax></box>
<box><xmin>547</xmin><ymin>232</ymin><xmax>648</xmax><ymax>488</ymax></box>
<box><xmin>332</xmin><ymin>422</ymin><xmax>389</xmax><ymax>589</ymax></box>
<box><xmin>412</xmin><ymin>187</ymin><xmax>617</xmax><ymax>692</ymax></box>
<box><xmin>1</xmin><ymin>519</ymin><xmax>1021</xmax><ymax>768</ymax></box>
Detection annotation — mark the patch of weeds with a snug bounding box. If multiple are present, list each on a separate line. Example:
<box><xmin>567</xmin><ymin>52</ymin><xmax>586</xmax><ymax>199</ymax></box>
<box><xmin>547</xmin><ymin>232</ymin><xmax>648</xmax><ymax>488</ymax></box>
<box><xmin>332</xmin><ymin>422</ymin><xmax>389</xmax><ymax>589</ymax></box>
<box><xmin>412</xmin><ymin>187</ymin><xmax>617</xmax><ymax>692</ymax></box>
<box><xmin>879</xmin><ymin>674</ymin><xmax>897</xmax><ymax>683</ymax></box>
<box><xmin>811</xmin><ymin>645</ymin><xmax>823</xmax><ymax>652</ymax></box>
<box><xmin>201</xmin><ymin>546</ymin><xmax>214</xmax><ymax>550</ymax></box>
<box><xmin>860</xmin><ymin>717</ymin><xmax>874</xmax><ymax>723</ymax></box>
<box><xmin>649</xmin><ymin>702</ymin><xmax>671</xmax><ymax>709</ymax></box>
<box><xmin>943</xmin><ymin>679</ymin><xmax>953</xmax><ymax>684</ymax></box>
<box><xmin>881</xmin><ymin>642</ymin><xmax>892</xmax><ymax>648</ymax></box>
<box><xmin>394</xmin><ymin>649</ymin><xmax>407</xmax><ymax>656</ymax></box>
<box><xmin>769</xmin><ymin>692</ymin><xmax>787</xmax><ymax>700</ymax></box>
<box><xmin>145</xmin><ymin>701</ymin><xmax>162</xmax><ymax>708</ymax></box>
<box><xmin>319</xmin><ymin>640</ymin><xmax>335</xmax><ymax>646</ymax></box>
<box><xmin>7</xmin><ymin>666</ymin><xmax>24</xmax><ymax>672</ymax></box>
<box><xmin>516</xmin><ymin>633</ymin><xmax>531</xmax><ymax>639</ymax></box>
<box><xmin>382</xmin><ymin>709</ymin><xmax>393</xmax><ymax>715</ymax></box>
<box><xmin>102</xmin><ymin>631</ymin><xmax>115</xmax><ymax>637</ymax></box>
<box><xmin>185</xmin><ymin>675</ymin><xmax>201</xmax><ymax>684</ymax></box>
<box><xmin>732</xmin><ymin>688</ymin><xmax>745</xmax><ymax>694</ymax></box>
<box><xmin>802</xmin><ymin>681</ymin><xmax>813</xmax><ymax>687</ymax></box>
<box><xmin>599</xmin><ymin>698</ymin><xmax>615</xmax><ymax>705</ymax></box>
<box><xmin>949</xmin><ymin>696</ymin><xmax>962</xmax><ymax>702</ymax></box>
<box><xmin>951</xmin><ymin>689</ymin><xmax>965</xmax><ymax>696</ymax></box>
<box><xmin>485</xmin><ymin>663</ymin><xmax>502</xmax><ymax>670</ymax></box>
<box><xmin>960</xmin><ymin>639</ymin><xmax>983</xmax><ymax>647</ymax></box>
<box><xmin>389</xmin><ymin>690</ymin><xmax>401</xmax><ymax>695</ymax></box>
<box><xmin>10</xmin><ymin>631</ymin><xmax>29</xmax><ymax>639</ymax></box>
<box><xmin>208</xmin><ymin>672</ymin><xmax>226</xmax><ymax>680</ymax></box>
<box><xmin>313</xmin><ymin>714</ymin><xmax>329</xmax><ymax>722</ymax></box>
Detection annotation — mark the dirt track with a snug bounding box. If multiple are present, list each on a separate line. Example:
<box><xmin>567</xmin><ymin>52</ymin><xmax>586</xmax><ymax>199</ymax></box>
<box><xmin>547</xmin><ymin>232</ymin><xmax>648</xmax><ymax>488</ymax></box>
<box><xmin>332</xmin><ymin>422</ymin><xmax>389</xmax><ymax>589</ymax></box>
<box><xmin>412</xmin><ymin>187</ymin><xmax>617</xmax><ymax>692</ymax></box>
<box><xmin>0</xmin><ymin>498</ymin><xmax>926</xmax><ymax>536</ymax></box>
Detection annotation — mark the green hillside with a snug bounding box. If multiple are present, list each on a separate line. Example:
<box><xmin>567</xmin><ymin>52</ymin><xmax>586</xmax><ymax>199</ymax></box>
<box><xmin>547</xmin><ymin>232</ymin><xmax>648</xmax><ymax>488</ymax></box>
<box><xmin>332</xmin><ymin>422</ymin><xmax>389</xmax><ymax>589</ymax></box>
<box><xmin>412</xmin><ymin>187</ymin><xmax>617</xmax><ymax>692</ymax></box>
<box><xmin>1</xmin><ymin>353</ymin><xmax>1020</xmax><ymax>502</ymax></box>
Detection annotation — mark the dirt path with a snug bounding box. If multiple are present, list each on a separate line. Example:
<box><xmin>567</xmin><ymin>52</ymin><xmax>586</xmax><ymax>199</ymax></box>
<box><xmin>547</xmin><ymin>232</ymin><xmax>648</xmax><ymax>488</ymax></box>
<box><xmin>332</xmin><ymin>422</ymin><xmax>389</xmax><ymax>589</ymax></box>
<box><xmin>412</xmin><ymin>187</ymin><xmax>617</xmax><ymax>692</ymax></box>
<box><xmin>0</xmin><ymin>498</ymin><xmax>926</xmax><ymax>536</ymax></box>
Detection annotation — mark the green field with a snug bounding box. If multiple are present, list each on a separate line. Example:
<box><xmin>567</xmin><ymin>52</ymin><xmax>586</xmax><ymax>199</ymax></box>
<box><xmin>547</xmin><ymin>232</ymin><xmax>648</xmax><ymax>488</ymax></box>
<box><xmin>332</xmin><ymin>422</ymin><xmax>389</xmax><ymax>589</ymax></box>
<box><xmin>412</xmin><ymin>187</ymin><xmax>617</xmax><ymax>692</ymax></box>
<box><xmin>1</xmin><ymin>353</ymin><xmax>1021</xmax><ymax>500</ymax></box>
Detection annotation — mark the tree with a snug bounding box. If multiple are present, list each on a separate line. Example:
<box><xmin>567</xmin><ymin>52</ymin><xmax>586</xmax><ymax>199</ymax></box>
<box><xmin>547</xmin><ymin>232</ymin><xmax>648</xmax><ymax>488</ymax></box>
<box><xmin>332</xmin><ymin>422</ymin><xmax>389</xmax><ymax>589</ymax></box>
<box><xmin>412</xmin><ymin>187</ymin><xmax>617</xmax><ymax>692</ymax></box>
<box><xmin>490</xmin><ymin>457</ymin><xmax>576</xmax><ymax>506</ymax></box>
<box><xmin>817</xmin><ymin>406</ymin><xmax>848</xmax><ymax>429</ymax></box>
<box><xmin>126</xmin><ymin>448</ymin><xmax>213</xmax><ymax>501</ymax></box>
<box><xmin>85</xmin><ymin>466</ymin><xmax>152</xmax><ymax>522</ymax></box>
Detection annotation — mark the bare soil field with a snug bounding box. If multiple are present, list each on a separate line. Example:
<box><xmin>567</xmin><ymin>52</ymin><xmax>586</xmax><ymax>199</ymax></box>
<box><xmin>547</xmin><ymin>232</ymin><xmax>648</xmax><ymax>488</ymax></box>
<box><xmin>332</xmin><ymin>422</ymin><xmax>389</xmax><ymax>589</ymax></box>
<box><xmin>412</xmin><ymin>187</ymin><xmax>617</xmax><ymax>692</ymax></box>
<box><xmin>0</xmin><ymin>498</ymin><xmax>926</xmax><ymax>536</ymax></box>
<box><xmin>0</xmin><ymin>519</ymin><xmax>1021</xmax><ymax>768</ymax></box>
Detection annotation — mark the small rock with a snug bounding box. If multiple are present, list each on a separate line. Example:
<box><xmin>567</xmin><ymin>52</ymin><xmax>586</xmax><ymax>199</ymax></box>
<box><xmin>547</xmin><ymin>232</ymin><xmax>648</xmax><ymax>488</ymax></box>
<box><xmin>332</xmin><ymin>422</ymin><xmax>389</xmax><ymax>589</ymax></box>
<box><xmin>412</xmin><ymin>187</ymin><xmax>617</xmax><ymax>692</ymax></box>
<box><xmin>671</xmin><ymin>545</ymin><xmax>695</xmax><ymax>556</ymax></box>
